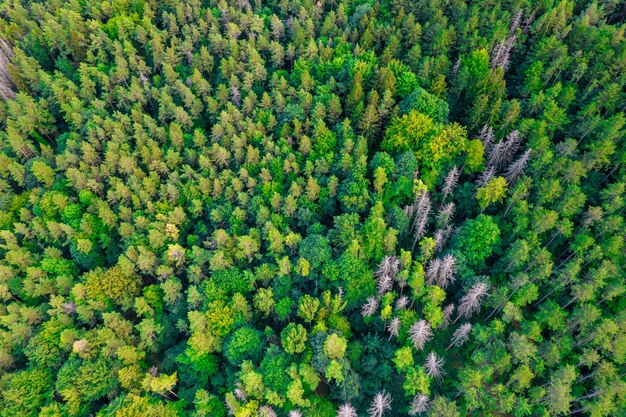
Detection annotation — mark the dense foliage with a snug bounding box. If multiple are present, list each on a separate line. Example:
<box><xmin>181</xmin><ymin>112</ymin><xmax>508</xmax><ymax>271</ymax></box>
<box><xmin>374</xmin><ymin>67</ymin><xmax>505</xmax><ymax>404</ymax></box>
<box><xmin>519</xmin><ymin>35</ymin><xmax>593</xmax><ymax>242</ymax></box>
<box><xmin>0</xmin><ymin>0</ymin><xmax>625</xmax><ymax>416</ymax></box>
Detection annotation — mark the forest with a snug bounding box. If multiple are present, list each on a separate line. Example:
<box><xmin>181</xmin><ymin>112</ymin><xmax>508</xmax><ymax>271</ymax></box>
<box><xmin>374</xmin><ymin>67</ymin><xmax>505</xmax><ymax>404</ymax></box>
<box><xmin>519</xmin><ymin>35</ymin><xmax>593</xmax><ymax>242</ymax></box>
<box><xmin>0</xmin><ymin>0</ymin><xmax>624</xmax><ymax>416</ymax></box>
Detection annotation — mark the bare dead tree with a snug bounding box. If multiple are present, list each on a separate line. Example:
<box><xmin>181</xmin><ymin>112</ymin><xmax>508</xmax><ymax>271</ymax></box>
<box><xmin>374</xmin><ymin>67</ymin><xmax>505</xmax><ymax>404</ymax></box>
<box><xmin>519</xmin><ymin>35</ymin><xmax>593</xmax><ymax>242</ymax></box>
<box><xmin>234</xmin><ymin>382</ymin><xmax>247</xmax><ymax>401</ymax></box>
<box><xmin>289</xmin><ymin>410</ymin><xmax>303</xmax><ymax>417</ymax></box>
<box><xmin>456</xmin><ymin>282</ymin><xmax>490</xmax><ymax>321</ymax></box>
<box><xmin>425</xmin><ymin>258</ymin><xmax>441</xmax><ymax>286</ymax></box>
<box><xmin>409</xmin><ymin>394</ymin><xmax>430</xmax><ymax>415</ymax></box>
<box><xmin>337</xmin><ymin>403</ymin><xmax>358</xmax><ymax>417</ymax></box>
<box><xmin>376</xmin><ymin>255</ymin><xmax>400</xmax><ymax>280</ymax></box>
<box><xmin>395</xmin><ymin>295</ymin><xmax>409</xmax><ymax>310</ymax></box>
<box><xmin>451</xmin><ymin>57</ymin><xmax>461</xmax><ymax>78</ymax></box>
<box><xmin>361</xmin><ymin>296</ymin><xmax>379</xmax><ymax>318</ymax></box>
<box><xmin>505</xmin><ymin>149</ymin><xmax>531</xmax><ymax>184</ymax></box>
<box><xmin>408</xmin><ymin>320</ymin><xmax>433</xmax><ymax>350</ymax></box>
<box><xmin>487</xmin><ymin>130</ymin><xmax>521</xmax><ymax>171</ymax></box>
<box><xmin>487</xmin><ymin>140</ymin><xmax>507</xmax><ymax>170</ymax></box>
<box><xmin>437</xmin><ymin>254</ymin><xmax>456</xmax><ymax>288</ymax></box>
<box><xmin>424</xmin><ymin>352</ymin><xmax>444</xmax><ymax>380</ymax></box>
<box><xmin>437</xmin><ymin>202</ymin><xmax>455</xmax><ymax>227</ymax></box>
<box><xmin>510</xmin><ymin>9</ymin><xmax>523</xmax><ymax>33</ymax></box>
<box><xmin>491</xmin><ymin>35</ymin><xmax>517</xmax><ymax>71</ymax></box>
<box><xmin>434</xmin><ymin>226</ymin><xmax>453</xmax><ymax>253</ymax></box>
<box><xmin>522</xmin><ymin>11</ymin><xmax>536</xmax><ymax>34</ymax></box>
<box><xmin>63</xmin><ymin>301</ymin><xmax>77</xmax><ymax>315</ymax></box>
<box><xmin>447</xmin><ymin>323</ymin><xmax>472</xmax><ymax>350</ymax></box>
<box><xmin>410</xmin><ymin>191</ymin><xmax>431</xmax><ymax>252</ymax></box>
<box><xmin>502</xmin><ymin>130</ymin><xmax>522</xmax><ymax>167</ymax></box>
<box><xmin>368</xmin><ymin>391</ymin><xmax>392</xmax><ymax>417</ymax></box>
<box><xmin>0</xmin><ymin>39</ymin><xmax>15</xmax><ymax>100</ymax></box>
<box><xmin>442</xmin><ymin>166</ymin><xmax>459</xmax><ymax>203</ymax></box>
<box><xmin>377</xmin><ymin>274</ymin><xmax>393</xmax><ymax>295</ymax></box>
<box><xmin>387</xmin><ymin>317</ymin><xmax>400</xmax><ymax>340</ymax></box>
<box><xmin>258</xmin><ymin>405</ymin><xmax>277</xmax><ymax>417</ymax></box>
<box><xmin>442</xmin><ymin>304</ymin><xmax>455</xmax><ymax>328</ymax></box>
<box><xmin>230</xmin><ymin>85</ymin><xmax>241</xmax><ymax>106</ymax></box>
<box><xmin>477</xmin><ymin>124</ymin><xmax>495</xmax><ymax>154</ymax></box>
<box><xmin>477</xmin><ymin>166</ymin><xmax>496</xmax><ymax>188</ymax></box>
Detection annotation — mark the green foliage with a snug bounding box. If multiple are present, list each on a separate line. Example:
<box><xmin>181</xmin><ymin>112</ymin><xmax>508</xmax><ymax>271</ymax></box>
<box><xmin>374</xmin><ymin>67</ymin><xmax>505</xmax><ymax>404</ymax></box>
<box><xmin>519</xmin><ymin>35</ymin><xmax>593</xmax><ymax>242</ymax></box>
<box><xmin>0</xmin><ymin>369</ymin><xmax>52</xmax><ymax>417</ymax></box>
<box><xmin>225</xmin><ymin>327</ymin><xmax>264</xmax><ymax>365</ymax></box>
<box><xmin>453</xmin><ymin>215</ymin><xmax>501</xmax><ymax>268</ymax></box>
<box><xmin>281</xmin><ymin>323</ymin><xmax>308</xmax><ymax>355</ymax></box>
<box><xmin>476</xmin><ymin>176</ymin><xmax>508</xmax><ymax>210</ymax></box>
<box><xmin>0</xmin><ymin>1</ymin><xmax>624</xmax><ymax>416</ymax></box>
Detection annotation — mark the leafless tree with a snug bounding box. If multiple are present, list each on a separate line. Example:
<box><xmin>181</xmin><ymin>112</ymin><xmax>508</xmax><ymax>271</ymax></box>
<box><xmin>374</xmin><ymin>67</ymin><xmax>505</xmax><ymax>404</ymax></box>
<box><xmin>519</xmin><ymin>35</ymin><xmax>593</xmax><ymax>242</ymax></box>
<box><xmin>487</xmin><ymin>130</ymin><xmax>521</xmax><ymax>171</ymax></box>
<box><xmin>289</xmin><ymin>410</ymin><xmax>303</xmax><ymax>417</ymax></box>
<box><xmin>361</xmin><ymin>296</ymin><xmax>379</xmax><ymax>318</ymax></box>
<box><xmin>451</xmin><ymin>57</ymin><xmax>461</xmax><ymax>78</ymax></box>
<box><xmin>434</xmin><ymin>226</ymin><xmax>453</xmax><ymax>252</ymax></box>
<box><xmin>234</xmin><ymin>382</ymin><xmax>247</xmax><ymax>401</ymax></box>
<box><xmin>257</xmin><ymin>405</ymin><xmax>277</xmax><ymax>417</ymax></box>
<box><xmin>376</xmin><ymin>255</ymin><xmax>400</xmax><ymax>279</ymax></box>
<box><xmin>447</xmin><ymin>323</ymin><xmax>472</xmax><ymax>350</ymax></box>
<box><xmin>502</xmin><ymin>130</ymin><xmax>522</xmax><ymax>167</ymax></box>
<box><xmin>368</xmin><ymin>391</ymin><xmax>392</xmax><ymax>417</ymax></box>
<box><xmin>409</xmin><ymin>394</ymin><xmax>430</xmax><ymax>415</ymax></box>
<box><xmin>441</xmin><ymin>304</ymin><xmax>455</xmax><ymax>329</ymax></box>
<box><xmin>230</xmin><ymin>85</ymin><xmax>241</xmax><ymax>106</ymax></box>
<box><xmin>487</xmin><ymin>140</ymin><xmax>507</xmax><ymax>170</ymax></box>
<box><xmin>377</xmin><ymin>274</ymin><xmax>393</xmax><ymax>295</ymax></box>
<box><xmin>337</xmin><ymin>403</ymin><xmax>358</xmax><ymax>417</ymax></box>
<box><xmin>0</xmin><ymin>39</ymin><xmax>15</xmax><ymax>100</ymax></box>
<box><xmin>505</xmin><ymin>149</ymin><xmax>531</xmax><ymax>184</ymax></box>
<box><xmin>409</xmin><ymin>191</ymin><xmax>431</xmax><ymax>251</ymax></box>
<box><xmin>63</xmin><ymin>301</ymin><xmax>77</xmax><ymax>315</ymax></box>
<box><xmin>510</xmin><ymin>9</ymin><xmax>523</xmax><ymax>32</ymax></box>
<box><xmin>477</xmin><ymin>124</ymin><xmax>495</xmax><ymax>154</ymax></box>
<box><xmin>408</xmin><ymin>320</ymin><xmax>433</xmax><ymax>350</ymax></box>
<box><xmin>491</xmin><ymin>35</ymin><xmax>516</xmax><ymax>71</ymax></box>
<box><xmin>457</xmin><ymin>282</ymin><xmax>490</xmax><ymax>320</ymax></box>
<box><xmin>437</xmin><ymin>203</ymin><xmax>455</xmax><ymax>227</ymax></box>
<box><xmin>437</xmin><ymin>254</ymin><xmax>456</xmax><ymax>288</ymax></box>
<box><xmin>387</xmin><ymin>317</ymin><xmax>400</xmax><ymax>340</ymax></box>
<box><xmin>424</xmin><ymin>352</ymin><xmax>444</xmax><ymax>380</ymax></box>
<box><xmin>425</xmin><ymin>258</ymin><xmax>441</xmax><ymax>286</ymax></box>
<box><xmin>395</xmin><ymin>295</ymin><xmax>409</xmax><ymax>310</ymax></box>
<box><xmin>522</xmin><ymin>11</ymin><xmax>536</xmax><ymax>34</ymax></box>
<box><xmin>442</xmin><ymin>166</ymin><xmax>459</xmax><ymax>203</ymax></box>
<box><xmin>477</xmin><ymin>166</ymin><xmax>496</xmax><ymax>188</ymax></box>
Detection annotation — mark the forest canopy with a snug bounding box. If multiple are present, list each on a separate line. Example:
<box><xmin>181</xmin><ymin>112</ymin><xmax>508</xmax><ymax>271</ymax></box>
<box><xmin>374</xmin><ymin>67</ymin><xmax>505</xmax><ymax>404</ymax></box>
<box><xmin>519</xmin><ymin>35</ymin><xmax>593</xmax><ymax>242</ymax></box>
<box><xmin>0</xmin><ymin>0</ymin><xmax>625</xmax><ymax>416</ymax></box>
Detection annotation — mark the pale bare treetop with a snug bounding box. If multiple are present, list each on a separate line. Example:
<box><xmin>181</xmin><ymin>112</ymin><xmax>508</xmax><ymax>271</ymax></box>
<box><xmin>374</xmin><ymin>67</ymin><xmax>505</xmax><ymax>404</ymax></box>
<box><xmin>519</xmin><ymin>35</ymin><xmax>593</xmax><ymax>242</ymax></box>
<box><xmin>387</xmin><ymin>317</ymin><xmax>400</xmax><ymax>339</ymax></box>
<box><xmin>424</xmin><ymin>351</ymin><xmax>444</xmax><ymax>380</ymax></box>
<box><xmin>395</xmin><ymin>295</ymin><xmax>409</xmax><ymax>310</ymax></box>
<box><xmin>437</xmin><ymin>254</ymin><xmax>456</xmax><ymax>288</ymax></box>
<box><xmin>426</xmin><ymin>258</ymin><xmax>441</xmax><ymax>286</ymax></box>
<box><xmin>368</xmin><ymin>391</ymin><xmax>392</xmax><ymax>417</ymax></box>
<box><xmin>337</xmin><ymin>403</ymin><xmax>358</xmax><ymax>417</ymax></box>
<box><xmin>442</xmin><ymin>166</ymin><xmax>459</xmax><ymax>203</ymax></box>
<box><xmin>377</xmin><ymin>274</ymin><xmax>393</xmax><ymax>295</ymax></box>
<box><xmin>505</xmin><ymin>149</ymin><xmax>531</xmax><ymax>184</ymax></box>
<box><xmin>361</xmin><ymin>296</ymin><xmax>379</xmax><ymax>318</ymax></box>
<box><xmin>458</xmin><ymin>282</ymin><xmax>490</xmax><ymax>319</ymax></box>
<box><xmin>442</xmin><ymin>304</ymin><xmax>455</xmax><ymax>329</ymax></box>
<box><xmin>409</xmin><ymin>393</ymin><xmax>430</xmax><ymax>415</ymax></box>
<box><xmin>408</xmin><ymin>320</ymin><xmax>433</xmax><ymax>350</ymax></box>
<box><xmin>448</xmin><ymin>323</ymin><xmax>472</xmax><ymax>350</ymax></box>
